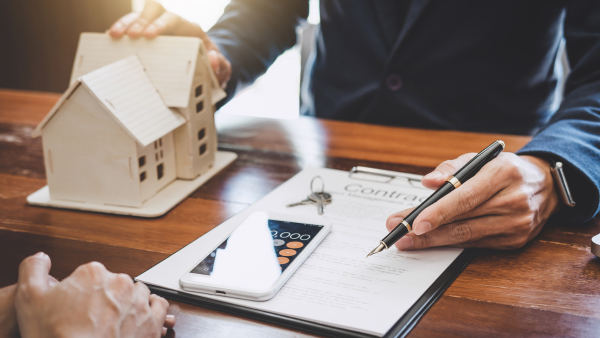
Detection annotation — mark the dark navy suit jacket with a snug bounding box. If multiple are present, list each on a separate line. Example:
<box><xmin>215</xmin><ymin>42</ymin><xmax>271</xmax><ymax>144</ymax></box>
<box><xmin>208</xmin><ymin>0</ymin><xmax>600</xmax><ymax>223</ymax></box>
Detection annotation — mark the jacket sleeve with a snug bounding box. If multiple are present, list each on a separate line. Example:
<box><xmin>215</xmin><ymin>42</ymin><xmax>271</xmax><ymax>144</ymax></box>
<box><xmin>517</xmin><ymin>2</ymin><xmax>600</xmax><ymax>223</ymax></box>
<box><xmin>207</xmin><ymin>0</ymin><xmax>309</xmax><ymax>102</ymax></box>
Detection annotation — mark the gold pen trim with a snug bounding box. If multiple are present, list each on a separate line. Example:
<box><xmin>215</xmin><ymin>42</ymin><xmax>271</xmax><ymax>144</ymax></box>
<box><xmin>401</xmin><ymin>220</ymin><xmax>412</xmax><ymax>232</ymax></box>
<box><xmin>446</xmin><ymin>176</ymin><xmax>461</xmax><ymax>189</ymax></box>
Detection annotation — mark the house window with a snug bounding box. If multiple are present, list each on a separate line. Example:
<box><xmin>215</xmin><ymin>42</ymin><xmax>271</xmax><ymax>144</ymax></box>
<box><xmin>157</xmin><ymin>163</ymin><xmax>164</xmax><ymax>180</ymax></box>
<box><xmin>154</xmin><ymin>141</ymin><xmax>157</xmax><ymax>149</ymax></box>
<box><xmin>196</xmin><ymin>101</ymin><xmax>204</xmax><ymax>113</ymax></box>
<box><xmin>138</xmin><ymin>156</ymin><xmax>146</xmax><ymax>168</ymax></box>
<box><xmin>195</xmin><ymin>85</ymin><xmax>202</xmax><ymax>97</ymax></box>
<box><xmin>155</xmin><ymin>153</ymin><xmax>159</xmax><ymax>161</ymax></box>
<box><xmin>159</xmin><ymin>138</ymin><xmax>162</xmax><ymax>147</ymax></box>
<box><xmin>140</xmin><ymin>171</ymin><xmax>147</xmax><ymax>182</ymax></box>
<box><xmin>198</xmin><ymin>128</ymin><xmax>206</xmax><ymax>141</ymax></box>
<box><xmin>199</xmin><ymin>143</ymin><xmax>207</xmax><ymax>155</ymax></box>
<box><xmin>160</xmin><ymin>150</ymin><xmax>163</xmax><ymax>159</ymax></box>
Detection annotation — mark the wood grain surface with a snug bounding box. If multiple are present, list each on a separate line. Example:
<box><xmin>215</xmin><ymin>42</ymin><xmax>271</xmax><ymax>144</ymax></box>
<box><xmin>1</xmin><ymin>89</ymin><xmax>599</xmax><ymax>337</ymax></box>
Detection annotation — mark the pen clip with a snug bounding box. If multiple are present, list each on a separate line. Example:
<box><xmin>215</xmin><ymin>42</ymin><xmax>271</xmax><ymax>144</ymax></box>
<box><xmin>349</xmin><ymin>166</ymin><xmax>427</xmax><ymax>189</ymax></box>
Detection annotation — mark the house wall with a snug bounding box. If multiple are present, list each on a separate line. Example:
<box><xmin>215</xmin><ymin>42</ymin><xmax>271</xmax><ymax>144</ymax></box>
<box><xmin>42</xmin><ymin>87</ymin><xmax>143</xmax><ymax>207</ymax></box>
<box><xmin>137</xmin><ymin>132</ymin><xmax>177</xmax><ymax>203</ymax></box>
<box><xmin>173</xmin><ymin>54</ymin><xmax>217</xmax><ymax>180</ymax></box>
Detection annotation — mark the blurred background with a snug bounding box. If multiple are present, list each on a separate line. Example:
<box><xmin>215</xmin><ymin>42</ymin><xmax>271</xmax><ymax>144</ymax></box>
<box><xmin>0</xmin><ymin>0</ymin><xmax>320</xmax><ymax>118</ymax></box>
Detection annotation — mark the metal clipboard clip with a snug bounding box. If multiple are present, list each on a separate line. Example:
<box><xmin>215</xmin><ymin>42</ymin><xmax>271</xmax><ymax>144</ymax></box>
<box><xmin>349</xmin><ymin>166</ymin><xmax>427</xmax><ymax>190</ymax></box>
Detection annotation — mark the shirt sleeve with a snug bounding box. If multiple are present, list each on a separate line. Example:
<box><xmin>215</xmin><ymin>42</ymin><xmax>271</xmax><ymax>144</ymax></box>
<box><xmin>207</xmin><ymin>0</ymin><xmax>309</xmax><ymax>103</ymax></box>
<box><xmin>517</xmin><ymin>2</ymin><xmax>600</xmax><ymax>223</ymax></box>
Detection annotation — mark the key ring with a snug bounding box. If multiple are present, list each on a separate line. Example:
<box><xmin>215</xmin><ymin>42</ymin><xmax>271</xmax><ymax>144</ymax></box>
<box><xmin>311</xmin><ymin>176</ymin><xmax>325</xmax><ymax>194</ymax></box>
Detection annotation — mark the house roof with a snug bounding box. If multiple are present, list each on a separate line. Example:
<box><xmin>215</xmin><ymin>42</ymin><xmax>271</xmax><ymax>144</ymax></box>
<box><xmin>33</xmin><ymin>56</ymin><xmax>186</xmax><ymax>147</ymax></box>
<box><xmin>69</xmin><ymin>33</ymin><xmax>225</xmax><ymax>108</ymax></box>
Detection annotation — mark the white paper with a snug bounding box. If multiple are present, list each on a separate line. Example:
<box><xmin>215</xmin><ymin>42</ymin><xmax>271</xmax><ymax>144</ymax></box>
<box><xmin>136</xmin><ymin>167</ymin><xmax>463</xmax><ymax>336</ymax></box>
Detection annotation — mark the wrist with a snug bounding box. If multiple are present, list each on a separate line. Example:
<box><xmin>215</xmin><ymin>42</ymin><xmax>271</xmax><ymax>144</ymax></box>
<box><xmin>520</xmin><ymin>155</ymin><xmax>562</xmax><ymax>216</ymax></box>
<box><xmin>0</xmin><ymin>284</ymin><xmax>19</xmax><ymax>338</ymax></box>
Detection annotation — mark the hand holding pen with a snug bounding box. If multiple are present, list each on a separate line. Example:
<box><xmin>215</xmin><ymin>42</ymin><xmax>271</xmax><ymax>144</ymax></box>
<box><xmin>369</xmin><ymin>140</ymin><xmax>563</xmax><ymax>256</ymax></box>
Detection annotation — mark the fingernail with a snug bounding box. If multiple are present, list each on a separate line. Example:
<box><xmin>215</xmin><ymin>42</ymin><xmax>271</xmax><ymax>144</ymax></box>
<box><xmin>166</xmin><ymin>314</ymin><xmax>175</xmax><ymax>320</ymax></box>
<box><xmin>161</xmin><ymin>327</ymin><xmax>167</xmax><ymax>336</ymax></box>
<box><xmin>397</xmin><ymin>236</ymin><xmax>413</xmax><ymax>250</ymax></box>
<box><xmin>414</xmin><ymin>221</ymin><xmax>432</xmax><ymax>235</ymax></box>
<box><xmin>113</xmin><ymin>22</ymin><xmax>124</xmax><ymax>31</ymax></box>
<box><xmin>34</xmin><ymin>252</ymin><xmax>46</xmax><ymax>258</ymax></box>
<box><xmin>145</xmin><ymin>25</ymin><xmax>156</xmax><ymax>35</ymax></box>
<box><xmin>129</xmin><ymin>23</ymin><xmax>142</xmax><ymax>33</ymax></box>
<box><xmin>424</xmin><ymin>171</ymin><xmax>443</xmax><ymax>180</ymax></box>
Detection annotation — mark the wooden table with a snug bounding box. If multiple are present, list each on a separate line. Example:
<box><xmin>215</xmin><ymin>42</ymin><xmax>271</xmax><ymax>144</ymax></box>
<box><xmin>1</xmin><ymin>88</ymin><xmax>600</xmax><ymax>337</ymax></box>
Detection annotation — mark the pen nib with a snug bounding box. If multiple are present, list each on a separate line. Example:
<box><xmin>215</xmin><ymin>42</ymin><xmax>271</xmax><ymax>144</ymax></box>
<box><xmin>366</xmin><ymin>243</ymin><xmax>386</xmax><ymax>258</ymax></box>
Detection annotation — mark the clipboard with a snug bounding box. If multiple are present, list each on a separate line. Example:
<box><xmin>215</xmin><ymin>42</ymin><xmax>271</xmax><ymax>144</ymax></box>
<box><xmin>140</xmin><ymin>166</ymin><xmax>477</xmax><ymax>337</ymax></box>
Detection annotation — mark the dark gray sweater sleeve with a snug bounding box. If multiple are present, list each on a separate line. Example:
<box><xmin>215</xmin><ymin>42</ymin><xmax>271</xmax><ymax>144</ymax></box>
<box><xmin>517</xmin><ymin>2</ymin><xmax>600</xmax><ymax>223</ymax></box>
<box><xmin>207</xmin><ymin>0</ymin><xmax>309</xmax><ymax>102</ymax></box>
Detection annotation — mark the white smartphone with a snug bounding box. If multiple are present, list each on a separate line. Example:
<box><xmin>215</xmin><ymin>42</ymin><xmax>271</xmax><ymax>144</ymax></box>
<box><xmin>179</xmin><ymin>211</ymin><xmax>331</xmax><ymax>301</ymax></box>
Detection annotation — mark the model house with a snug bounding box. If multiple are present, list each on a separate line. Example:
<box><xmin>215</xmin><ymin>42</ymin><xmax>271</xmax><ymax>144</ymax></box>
<box><xmin>31</xmin><ymin>33</ymin><xmax>227</xmax><ymax>208</ymax></box>
<box><xmin>69</xmin><ymin>32</ymin><xmax>226</xmax><ymax>179</ymax></box>
<box><xmin>32</xmin><ymin>56</ymin><xmax>185</xmax><ymax>207</ymax></box>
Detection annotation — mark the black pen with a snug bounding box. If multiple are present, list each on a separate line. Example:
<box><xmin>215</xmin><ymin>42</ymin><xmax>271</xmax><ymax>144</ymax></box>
<box><xmin>367</xmin><ymin>140</ymin><xmax>505</xmax><ymax>257</ymax></box>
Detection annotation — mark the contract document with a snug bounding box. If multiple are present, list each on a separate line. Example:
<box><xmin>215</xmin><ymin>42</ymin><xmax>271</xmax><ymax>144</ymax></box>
<box><xmin>136</xmin><ymin>167</ymin><xmax>465</xmax><ymax>337</ymax></box>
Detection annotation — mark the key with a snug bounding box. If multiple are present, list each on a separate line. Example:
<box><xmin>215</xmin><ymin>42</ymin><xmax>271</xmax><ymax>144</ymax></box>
<box><xmin>286</xmin><ymin>198</ymin><xmax>314</xmax><ymax>207</ymax></box>
<box><xmin>309</xmin><ymin>192</ymin><xmax>331</xmax><ymax>215</ymax></box>
<box><xmin>287</xmin><ymin>193</ymin><xmax>332</xmax><ymax>209</ymax></box>
<box><xmin>315</xmin><ymin>193</ymin><xmax>325</xmax><ymax>215</ymax></box>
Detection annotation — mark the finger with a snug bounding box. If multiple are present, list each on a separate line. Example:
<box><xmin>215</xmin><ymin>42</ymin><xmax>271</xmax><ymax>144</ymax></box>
<box><xmin>144</xmin><ymin>12</ymin><xmax>184</xmax><ymax>38</ymax></box>
<box><xmin>412</xmin><ymin>159</ymin><xmax>508</xmax><ymax>235</ymax></box>
<box><xmin>72</xmin><ymin>261</ymin><xmax>109</xmax><ymax>284</ymax></box>
<box><xmin>216</xmin><ymin>54</ymin><xmax>232</xmax><ymax>88</ymax></box>
<box><xmin>433</xmin><ymin>185</ymin><xmax>518</xmax><ymax>222</ymax></box>
<box><xmin>421</xmin><ymin>153</ymin><xmax>476</xmax><ymax>190</ymax></box>
<box><xmin>109</xmin><ymin>12</ymin><xmax>140</xmax><ymax>38</ymax></box>
<box><xmin>150</xmin><ymin>294</ymin><xmax>169</xmax><ymax>328</ymax></box>
<box><xmin>164</xmin><ymin>314</ymin><xmax>176</xmax><ymax>329</ymax></box>
<box><xmin>134</xmin><ymin>282</ymin><xmax>151</xmax><ymax>299</ymax></box>
<box><xmin>385</xmin><ymin>207</ymin><xmax>416</xmax><ymax>232</ymax></box>
<box><xmin>171</xmin><ymin>20</ymin><xmax>207</xmax><ymax>40</ymax></box>
<box><xmin>18</xmin><ymin>252</ymin><xmax>51</xmax><ymax>296</ymax></box>
<box><xmin>395</xmin><ymin>215</ymin><xmax>507</xmax><ymax>250</ymax></box>
<box><xmin>128</xmin><ymin>0</ymin><xmax>166</xmax><ymax>39</ymax></box>
<box><xmin>207</xmin><ymin>51</ymin><xmax>232</xmax><ymax>88</ymax></box>
<box><xmin>48</xmin><ymin>275</ymin><xmax>59</xmax><ymax>287</ymax></box>
<box><xmin>208</xmin><ymin>50</ymin><xmax>221</xmax><ymax>74</ymax></box>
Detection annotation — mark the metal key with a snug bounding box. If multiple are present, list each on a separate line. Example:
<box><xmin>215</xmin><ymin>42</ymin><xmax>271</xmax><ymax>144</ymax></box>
<box><xmin>286</xmin><ymin>192</ymin><xmax>332</xmax><ymax>210</ymax></box>
<box><xmin>310</xmin><ymin>192</ymin><xmax>332</xmax><ymax>215</ymax></box>
<box><xmin>286</xmin><ymin>176</ymin><xmax>333</xmax><ymax>215</ymax></box>
<box><xmin>286</xmin><ymin>197</ymin><xmax>315</xmax><ymax>207</ymax></box>
<box><xmin>312</xmin><ymin>192</ymin><xmax>326</xmax><ymax>215</ymax></box>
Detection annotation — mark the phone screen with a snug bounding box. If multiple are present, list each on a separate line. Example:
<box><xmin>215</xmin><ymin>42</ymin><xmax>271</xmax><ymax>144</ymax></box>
<box><xmin>188</xmin><ymin>212</ymin><xmax>324</xmax><ymax>291</ymax></box>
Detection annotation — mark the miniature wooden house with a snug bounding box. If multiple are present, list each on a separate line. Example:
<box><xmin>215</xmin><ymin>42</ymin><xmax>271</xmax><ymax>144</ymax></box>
<box><xmin>32</xmin><ymin>56</ymin><xmax>186</xmax><ymax>207</ymax></box>
<box><xmin>69</xmin><ymin>33</ymin><xmax>226</xmax><ymax>180</ymax></box>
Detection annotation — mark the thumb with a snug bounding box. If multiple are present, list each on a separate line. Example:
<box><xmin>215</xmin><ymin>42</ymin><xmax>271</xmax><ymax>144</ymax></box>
<box><xmin>207</xmin><ymin>50</ymin><xmax>231</xmax><ymax>88</ymax></box>
<box><xmin>421</xmin><ymin>153</ymin><xmax>476</xmax><ymax>190</ymax></box>
<box><xmin>207</xmin><ymin>50</ymin><xmax>221</xmax><ymax>74</ymax></box>
<box><xmin>18</xmin><ymin>252</ymin><xmax>51</xmax><ymax>296</ymax></box>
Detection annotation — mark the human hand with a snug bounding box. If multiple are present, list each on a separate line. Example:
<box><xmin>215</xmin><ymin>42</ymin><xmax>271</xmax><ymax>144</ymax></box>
<box><xmin>108</xmin><ymin>0</ymin><xmax>231</xmax><ymax>87</ymax></box>
<box><xmin>0</xmin><ymin>275</ymin><xmax>58</xmax><ymax>337</ymax></box>
<box><xmin>386</xmin><ymin>153</ymin><xmax>561</xmax><ymax>250</ymax></box>
<box><xmin>15</xmin><ymin>252</ymin><xmax>175</xmax><ymax>338</ymax></box>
